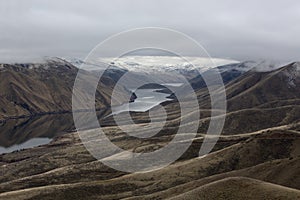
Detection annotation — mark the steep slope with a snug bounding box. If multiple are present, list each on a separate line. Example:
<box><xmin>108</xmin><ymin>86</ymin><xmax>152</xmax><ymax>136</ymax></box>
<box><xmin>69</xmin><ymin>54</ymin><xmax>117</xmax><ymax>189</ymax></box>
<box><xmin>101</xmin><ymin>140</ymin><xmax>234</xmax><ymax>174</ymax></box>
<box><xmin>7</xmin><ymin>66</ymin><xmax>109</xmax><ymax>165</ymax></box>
<box><xmin>194</xmin><ymin>62</ymin><xmax>300</xmax><ymax>110</ymax></box>
<box><xmin>226</xmin><ymin>62</ymin><xmax>300</xmax><ymax>111</ymax></box>
<box><xmin>0</xmin><ymin>59</ymin><xmax>130</xmax><ymax>120</ymax></box>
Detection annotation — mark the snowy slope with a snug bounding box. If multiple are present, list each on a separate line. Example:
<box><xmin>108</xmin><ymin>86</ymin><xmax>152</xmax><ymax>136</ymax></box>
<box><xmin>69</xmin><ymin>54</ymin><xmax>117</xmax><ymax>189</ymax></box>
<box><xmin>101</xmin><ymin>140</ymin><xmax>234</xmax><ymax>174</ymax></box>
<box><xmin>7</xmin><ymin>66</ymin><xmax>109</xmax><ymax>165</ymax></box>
<box><xmin>98</xmin><ymin>56</ymin><xmax>239</xmax><ymax>73</ymax></box>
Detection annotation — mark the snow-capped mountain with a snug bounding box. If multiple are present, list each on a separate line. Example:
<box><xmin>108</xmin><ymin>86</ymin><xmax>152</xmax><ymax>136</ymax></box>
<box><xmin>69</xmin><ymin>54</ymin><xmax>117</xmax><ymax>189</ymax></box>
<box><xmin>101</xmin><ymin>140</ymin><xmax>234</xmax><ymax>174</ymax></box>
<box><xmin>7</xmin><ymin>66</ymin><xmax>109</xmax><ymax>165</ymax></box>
<box><xmin>98</xmin><ymin>56</ymin><xmax>239</xmax><ymax>74</ymax></box>
<box><xmin>65</xmin><ymin>56</ymin><xmax>287</xmax><ymax>76</ymax></box>
<box><xmin>65</xmin><ymin>56</ymin><xmax>294</xmax><ymax>90</ymax></box>
<box><xmin>66</xmin><ymin>56</ymin><xmax>240</xmax><ymax>83</ymax></box>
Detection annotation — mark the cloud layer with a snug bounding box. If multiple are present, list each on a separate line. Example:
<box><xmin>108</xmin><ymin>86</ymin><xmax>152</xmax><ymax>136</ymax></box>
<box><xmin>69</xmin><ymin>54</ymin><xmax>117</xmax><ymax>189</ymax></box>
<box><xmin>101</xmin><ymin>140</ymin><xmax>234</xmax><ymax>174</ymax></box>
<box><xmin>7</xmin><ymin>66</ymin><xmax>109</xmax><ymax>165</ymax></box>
<box><xmin>0</xmin><ymin>0</ymin><xmax>299</xmax><ymax>62</ymax></box>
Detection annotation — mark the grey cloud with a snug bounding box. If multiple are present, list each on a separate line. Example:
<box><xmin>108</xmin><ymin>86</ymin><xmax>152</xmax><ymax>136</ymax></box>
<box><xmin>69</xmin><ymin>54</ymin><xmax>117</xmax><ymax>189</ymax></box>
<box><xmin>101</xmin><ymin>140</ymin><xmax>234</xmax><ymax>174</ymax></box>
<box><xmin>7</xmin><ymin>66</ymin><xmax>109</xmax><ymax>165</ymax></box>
<box><xmin>0</xmin><ymin>0</ymin><xmax>299</xmax><ymax>62</ymax></box>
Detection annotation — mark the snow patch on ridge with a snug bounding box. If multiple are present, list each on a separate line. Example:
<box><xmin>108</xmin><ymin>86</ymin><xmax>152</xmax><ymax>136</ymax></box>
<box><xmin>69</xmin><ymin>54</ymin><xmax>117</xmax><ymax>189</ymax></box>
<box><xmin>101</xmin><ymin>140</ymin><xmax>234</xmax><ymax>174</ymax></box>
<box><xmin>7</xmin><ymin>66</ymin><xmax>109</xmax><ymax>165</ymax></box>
<box><xmin>284</xmin><ymin>62</ymin><xmax>300</xmax><ymax>88</ymax></box>
<box><xmin>98</xmin><ymin>56</ymin><xmax>239</xmax><ymax>73</ymax></box>
<box><xmin>293</xmin><ymin>62</ymin><xmax>300</xmax><ymax>72</ymax></box>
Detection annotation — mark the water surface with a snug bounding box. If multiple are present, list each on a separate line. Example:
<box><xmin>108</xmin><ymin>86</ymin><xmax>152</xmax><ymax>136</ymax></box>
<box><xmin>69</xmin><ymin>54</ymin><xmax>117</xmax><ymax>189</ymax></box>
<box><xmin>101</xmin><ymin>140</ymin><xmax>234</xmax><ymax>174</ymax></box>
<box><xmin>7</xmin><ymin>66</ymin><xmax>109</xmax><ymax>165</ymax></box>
<box><xmin>0</xmin><ymin>87</ymin><xmax>175</xmax><ymax>154</ymax></box>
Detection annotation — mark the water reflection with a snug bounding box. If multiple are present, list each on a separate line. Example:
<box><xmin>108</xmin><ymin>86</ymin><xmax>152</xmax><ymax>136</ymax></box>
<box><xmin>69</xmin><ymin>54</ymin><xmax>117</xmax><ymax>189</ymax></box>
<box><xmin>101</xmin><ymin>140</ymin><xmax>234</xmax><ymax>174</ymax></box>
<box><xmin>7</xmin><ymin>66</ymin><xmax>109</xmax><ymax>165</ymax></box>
<box><xmin>0</xmin><ymin>138</ymin><xmax>51</xmax><ymax>154</ymax></box>
<box><xmin>0</xmin><ymin>88</ymin><xmax>175</xmax><ymax>154</ymax></box>
<box><xmin>0</xmin><ymin>114</ymin><xmax>75</xmax><ymax>154</ymax></box>
<box><xmin>112</xmin><ymin>89</ymin><xmax>172</xmax><ymax>115</ymax></box>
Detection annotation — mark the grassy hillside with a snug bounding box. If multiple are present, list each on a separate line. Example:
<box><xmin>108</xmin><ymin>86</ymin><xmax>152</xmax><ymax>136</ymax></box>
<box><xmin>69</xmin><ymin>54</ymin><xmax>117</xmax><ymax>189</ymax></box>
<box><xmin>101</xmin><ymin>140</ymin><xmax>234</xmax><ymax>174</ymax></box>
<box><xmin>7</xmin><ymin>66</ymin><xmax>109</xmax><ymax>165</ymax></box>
<box><xmin>0</xmin><ymin>60</ymin><xmax>129</xmax><ymax>120</ymax></box>
<box><xmin>169</xmin><ymin>177</ymin><xmax>300</xmax><ymax>200</ymax></box>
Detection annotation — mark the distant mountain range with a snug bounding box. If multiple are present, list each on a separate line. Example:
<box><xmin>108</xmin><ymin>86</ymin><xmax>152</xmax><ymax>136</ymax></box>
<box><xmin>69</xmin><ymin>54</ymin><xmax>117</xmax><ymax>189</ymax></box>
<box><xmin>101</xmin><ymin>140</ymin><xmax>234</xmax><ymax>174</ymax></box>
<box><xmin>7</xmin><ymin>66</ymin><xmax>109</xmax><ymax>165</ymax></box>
<box><xmin>0</xmin><ymin>57</ymin><xmax>296</xmax><ymax>121</ymax></box>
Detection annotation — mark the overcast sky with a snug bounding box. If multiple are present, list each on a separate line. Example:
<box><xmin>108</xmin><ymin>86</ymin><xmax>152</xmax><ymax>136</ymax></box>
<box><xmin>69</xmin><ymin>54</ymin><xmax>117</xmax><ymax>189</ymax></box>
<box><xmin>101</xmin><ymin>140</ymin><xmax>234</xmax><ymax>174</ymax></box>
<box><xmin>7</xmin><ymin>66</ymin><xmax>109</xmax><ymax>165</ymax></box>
<box><xmin>0</xmin><ymin>0</ymin><xmax>300</xmax><ymax>62</ymax></box>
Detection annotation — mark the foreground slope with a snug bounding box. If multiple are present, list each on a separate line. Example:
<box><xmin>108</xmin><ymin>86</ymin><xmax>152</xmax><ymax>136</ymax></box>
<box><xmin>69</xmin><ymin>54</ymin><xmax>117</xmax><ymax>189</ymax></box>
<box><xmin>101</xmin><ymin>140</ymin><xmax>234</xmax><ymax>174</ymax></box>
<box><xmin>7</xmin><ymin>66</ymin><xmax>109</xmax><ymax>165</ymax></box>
<box><xmin>0</xmin><ymin>126</ymin><xmax>299</xmax><ymax>199</ymax></box>
<box><xmin>169</xmin><ymin>177</ymin><xmax>300</xmax><ymax>200</ymax></box>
